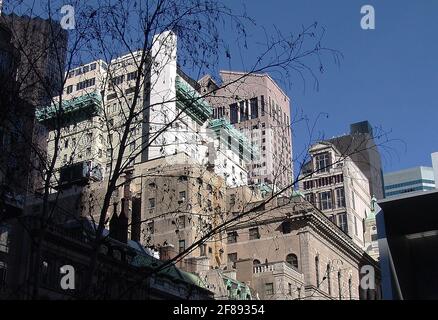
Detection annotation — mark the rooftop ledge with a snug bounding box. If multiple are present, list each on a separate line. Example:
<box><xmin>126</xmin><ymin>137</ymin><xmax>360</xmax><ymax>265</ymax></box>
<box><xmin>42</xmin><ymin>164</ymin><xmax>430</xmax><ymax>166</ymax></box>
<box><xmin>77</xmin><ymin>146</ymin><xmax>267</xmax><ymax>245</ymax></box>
<box><xmin>208</xmin><ymin>117</ymin><xmax>259</xmax><ymax>160</ymax></box>
<box><xmin>36</xmin><ymin>91</ymin><xmax>103</xmax><ymax>122</ymax></box>
<box><xmin>175</xmin><ymin>75</ymin><xmax>212</xmax><ymax>125</ymax></box>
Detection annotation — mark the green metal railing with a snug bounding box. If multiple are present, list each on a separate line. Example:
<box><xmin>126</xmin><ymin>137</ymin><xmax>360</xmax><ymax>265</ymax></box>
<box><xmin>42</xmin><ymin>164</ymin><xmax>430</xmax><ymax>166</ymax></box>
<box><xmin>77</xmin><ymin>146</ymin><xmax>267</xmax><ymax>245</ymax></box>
<box><xmin>36</xmin><ymin>91</ymin><xmax>103</xmax><ymax>122</ymax></box>
<box><xmin>208</xmin><ymin>117</ymin><xmax>259</xmax><ymax>161</ymax></box>
<box><xmin>175</xmin><ymin>75</ymin><xmax>212</xmax><ymax>125</ymax></box>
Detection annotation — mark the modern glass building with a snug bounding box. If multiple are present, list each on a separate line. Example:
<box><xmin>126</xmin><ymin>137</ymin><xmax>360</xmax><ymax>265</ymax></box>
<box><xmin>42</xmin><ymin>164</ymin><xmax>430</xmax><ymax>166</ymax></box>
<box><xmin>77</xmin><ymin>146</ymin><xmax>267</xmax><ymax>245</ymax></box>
<box><xmin>383</xmin><ymin>166</ymin><xmax>435</xmax><ymax>198</ymax></box>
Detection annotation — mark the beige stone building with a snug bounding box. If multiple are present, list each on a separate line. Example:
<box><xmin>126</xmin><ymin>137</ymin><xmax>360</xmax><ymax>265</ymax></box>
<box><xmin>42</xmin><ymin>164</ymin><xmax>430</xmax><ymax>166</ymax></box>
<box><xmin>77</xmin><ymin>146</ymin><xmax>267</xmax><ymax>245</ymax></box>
<box><xmin>130</xmin><ymin>153</ymin><xmax>229</xmax><ymax>270</ymax></box>
<box><xmin>224</xmin><ymin>195</ymin><xmax>381</xmax><ymax>300</ymax></box>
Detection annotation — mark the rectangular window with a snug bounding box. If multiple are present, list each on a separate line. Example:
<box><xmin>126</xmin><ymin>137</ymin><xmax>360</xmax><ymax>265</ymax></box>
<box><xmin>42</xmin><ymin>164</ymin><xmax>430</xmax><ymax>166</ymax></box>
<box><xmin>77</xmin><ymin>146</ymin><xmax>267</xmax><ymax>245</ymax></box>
<box><xmin>76</xmin><ymin>77</ymin><xmax>96</xmax><ymax>90</ymax></box>
<box><xmin>66</xmin><ymin>85</ymin><xmax>73</xmax><ymax>94</ymax></box>
<box><xmin>351</xmin><ymin>192</ymin><xmax>356</xmax><ymax>210</ymax></box>
<box><xmin>230</xmin><ymin>103</ymin><xmax>238</xmax><ymax>124</ymax></box>
<box><xmin>229</xmin><ymin>194</ymin><xmax>236</xmax><ymax>206</ymax></box>
<box><xmin>265</xmin><ymin>283</ymin><xmax>274</xmax><ymax>295</ymax></box>
<box><xmin>249</xmin><ymin>227</ymin><xmax>260</xmax><ymax>240</ymax></box>
<box><xmin>178</xmin><ymin>240</ymin><xmax>185</xmax><ymax>253</ymax></box>
<box><xmin>0</xmin><ymin>261</ymin><xmax>7</xmax><ymax>286</ymax></box>
<box><xmin>250</xmin><ymin>98</ymin><xmax>258</xmax><ymax>119</ymax></box>
<box><xmin>107</xmin><ymin>93</ymin><xmax>117</xmax><ymax>100</ymax></box>
<box><xmin>227</xmin><ymin>252</ymin><xmax>238</xmax><ymax>267</ymax></box>
<box><xmin>319</xmin><ymin>191</ymin><xmax>332</xmax><ymax>210</ymax></box>
<box><xmin>147</xmin><ymin>221</ymin><xmax>154</xmax><ymax>234</ymax></box>
<box><xmin>315</xmin><ymin>152</ymin><xmax>331</xmax><ymax>173</ymax></box>
<box><xmin>305</xmin><ymin>193</ymin><xmax>314</xmax><ymax>205</ymax></box>
<box><xmin>111</xmin><ymin>75</ymin><xmax>125</xmax><ymax>86</ymax></box>
<box><xmin>127</xmin><ymin>71</ymin><xmax>138</xmax><ymax>81</ymax></box>
<box><xmin>354</xmin><ymin>216</ymin><xmax>358</xmax><ymax>236</ymax></box>
<box><xmin>200</xmin><ymin>244</ymin><xmax>207</xmax><ymax>256</ymax></box>
<box><xmin>90</xmin><ymin>63</ymin><xmax>97</xmax><ymax>70</ymax></box>
<box><xmin>227</xmin><ymin>232</ymin><xmax>238</xmax><ymax>244</ymax></box>
<box><xmin>239</xmin><ymin>101</ymin><xmax>247</xmax><ymax>122</ymax></box>
<box><xmin>335</xmin><ymin>188</ymin><xmax>346</xmax><ymax>208</ymax></box>
<box><xmin>338</xmin><ymin>213</ymin><xmax>348</xmax><ymax>234</ymax></box>
<box><xmin>179</xmin><ymin>191</ymin><xmax>186</xmax><ymax>202</ymax></box>
<box><xmin>261</xmin><ymin>95</ymin><xmax>265</xmax><ymax>116</ymax></box>
<box><xmin>177</xmin><ymin>216</ymin><xmax>186</xmax><ymax>228</ymax></box>
<box><xmin>148</xmin><ymin>198</ymin><xmax>155</xmax><ymax>209</ymax></box>
<box><xmin>0</xmin><ymin>225</ymin><xmax>10</xmax><ymax>253</ymax></box>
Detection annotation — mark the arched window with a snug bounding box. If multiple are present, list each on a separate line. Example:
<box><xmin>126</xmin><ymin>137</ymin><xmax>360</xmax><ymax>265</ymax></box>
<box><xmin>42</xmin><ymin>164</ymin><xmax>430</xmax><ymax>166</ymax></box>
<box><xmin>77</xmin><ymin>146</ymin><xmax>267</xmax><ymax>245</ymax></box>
<box><xmin>348</xmin><ymin>277</ymin><xmax>352</xmax><ymax>300</ymax></box>
<box><xmin>253</xmin><ymin>259</ymin><xmax>261</xmax><ymax>266</ymax></box>
<box><xmin>286</xmin><ymin>253</ymin><xmax>299</xmax><ymax>269</ymax></box>
<box><xmin>315</xmin><ymin>256</ymin><xmax>320</xmax><ymax>287</ymax></box>
<box><xmin>326</xmin><ymin>264</ymin><xmax>331</xmax><ymax>295</ymax></box>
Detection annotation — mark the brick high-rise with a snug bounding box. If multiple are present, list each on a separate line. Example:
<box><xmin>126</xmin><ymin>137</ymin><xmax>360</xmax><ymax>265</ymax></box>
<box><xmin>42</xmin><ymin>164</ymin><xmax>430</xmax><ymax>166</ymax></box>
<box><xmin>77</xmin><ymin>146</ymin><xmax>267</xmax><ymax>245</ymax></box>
<box><xmin>200</xmin><ymin>71</ymin><xmax>293</xmax><ymax>193</ymax></box>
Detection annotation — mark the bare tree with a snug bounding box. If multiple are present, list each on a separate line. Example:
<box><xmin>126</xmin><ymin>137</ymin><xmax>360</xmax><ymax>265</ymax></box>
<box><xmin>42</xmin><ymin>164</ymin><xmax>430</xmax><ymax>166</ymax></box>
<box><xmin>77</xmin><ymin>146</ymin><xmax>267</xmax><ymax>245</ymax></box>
<box><xmin>0</xmin><ymin>0</ymin><xmax>398</xmax><ymax>301</ymax></box>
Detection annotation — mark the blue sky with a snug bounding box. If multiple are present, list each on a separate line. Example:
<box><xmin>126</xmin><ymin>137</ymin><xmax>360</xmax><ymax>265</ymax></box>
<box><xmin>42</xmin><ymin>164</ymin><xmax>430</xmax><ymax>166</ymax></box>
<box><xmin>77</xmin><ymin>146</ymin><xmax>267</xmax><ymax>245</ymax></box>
<box><xmin>220</xmin><ymin>0</ymin><xmax>438</xmax><ymax>174</ymax></box>
<box><xmin>5</xmin><ymin>0</ymin><xmax>437</xmax><ymax>174</ymax></box>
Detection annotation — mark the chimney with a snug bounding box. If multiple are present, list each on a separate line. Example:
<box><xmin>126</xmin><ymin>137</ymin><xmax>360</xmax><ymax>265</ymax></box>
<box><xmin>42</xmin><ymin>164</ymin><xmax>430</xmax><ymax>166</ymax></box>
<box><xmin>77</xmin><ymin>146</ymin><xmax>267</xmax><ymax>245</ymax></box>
<box><xmin>131</xmin><ymin>196</ymin><xmax>141</xmax><ymax>242</ymax></box>
<box><xmin>159</xmin><ymin>244</ymin><xmax>176</xmax><ymax>261</ymax></box>
<box><xmin>109</xmin><ymin>202</ymin><xmax>119</xmax><ymax>240</ymax></box>
<box><xmin>118</xmin><ymin>198</ymin><xmax>129</xmax><ymax>243</ymax></box>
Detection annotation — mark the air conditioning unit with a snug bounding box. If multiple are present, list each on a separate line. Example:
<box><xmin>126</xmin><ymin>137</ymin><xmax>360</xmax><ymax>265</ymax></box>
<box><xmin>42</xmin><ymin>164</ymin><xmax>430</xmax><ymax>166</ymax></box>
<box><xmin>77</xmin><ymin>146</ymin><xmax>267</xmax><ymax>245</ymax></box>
<box><xmin>59</xmin><ymin>160</ymin><xmax>103</xmax><ymax>185</ymax></box>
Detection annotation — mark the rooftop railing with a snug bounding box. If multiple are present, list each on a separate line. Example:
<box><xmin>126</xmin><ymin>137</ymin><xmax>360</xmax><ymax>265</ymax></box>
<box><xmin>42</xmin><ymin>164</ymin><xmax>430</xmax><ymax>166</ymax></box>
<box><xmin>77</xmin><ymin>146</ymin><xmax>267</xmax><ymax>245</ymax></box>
<box><xmin>36</xmin><ymin>91</ymin><xmax>103</xmax><ymax>122</ymax></box>
<box><xmin>175</xmin><ymin>75</ymin><xmax>212</xmax><ymax>125</ymax></box>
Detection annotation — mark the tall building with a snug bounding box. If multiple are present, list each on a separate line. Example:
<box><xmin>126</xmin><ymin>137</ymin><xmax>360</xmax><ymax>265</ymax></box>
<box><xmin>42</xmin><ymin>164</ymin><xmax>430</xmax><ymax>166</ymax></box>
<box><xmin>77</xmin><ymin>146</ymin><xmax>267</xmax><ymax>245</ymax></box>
<box><xmin>383</xmin><ymin>166</ymin><xmax>435</xmax><ymax>198</ymax></box>
<box><xmin>39</xmin><ymin>31</ymin><xmax>253</xmax><ymax>190</ymax></box>
<box><xmin>0</xmin><ymin>14</ymin><xmax>68</xmax><ymax>195</ymax></box>
<box><xmin>432</xmin><ymin>152</ymin><xmax>438</xmax><ymax>188</ymax></box>
<box><xmin>299</xmin><ymin>141</ymin><xmax>373</xmax><ymax>249</ymax></box>
<box><xmin>0</xmin><ymin>13</ymin><xmax>68</xmax><ymax>297</ymax></box>
<box><xmin>0</xmin><ymin>14</ymin><xmax>68</xmax><ymax>106</ymax></box>
<box><xmin>377</xmin><ymin>189</ymin><xmax>438</xmax><ymax>299</ymax></box>
<box><xmin>199</xmin><ymin>71</ymin><xmax>293</xmax><ymax>193</ymax></box>
<box><xmin>329</xmin><ymin>121</ymin><xmax>384</xmax><ymax>200</ymax></box>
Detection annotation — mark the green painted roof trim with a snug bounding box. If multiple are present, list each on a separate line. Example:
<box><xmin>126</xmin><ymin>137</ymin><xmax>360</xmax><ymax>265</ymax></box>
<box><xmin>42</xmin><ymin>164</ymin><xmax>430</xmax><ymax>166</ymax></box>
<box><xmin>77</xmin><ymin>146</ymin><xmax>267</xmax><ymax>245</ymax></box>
<box><xmin>36</xmin><ymin>91</ymin><xmax>103</xmax><ymax>122</ymax></box>
<box><xmin>176</xmin><ymin>75</ymin><xmax>213</xmax><ymax>125</ymax></box>
<box><xmin>222</xmin><ymin>274</ymin><xmax>252</xmax><ymax>300</ymax></box>
<box><xmin>208</xmin><ymin>118</ymin><xmax>259</xmax><ymax>161</ymax></box>
<box><xmin>131</xmin><ymin>254</ymin><xmax>208</xmax><ymax>289</ymax></box>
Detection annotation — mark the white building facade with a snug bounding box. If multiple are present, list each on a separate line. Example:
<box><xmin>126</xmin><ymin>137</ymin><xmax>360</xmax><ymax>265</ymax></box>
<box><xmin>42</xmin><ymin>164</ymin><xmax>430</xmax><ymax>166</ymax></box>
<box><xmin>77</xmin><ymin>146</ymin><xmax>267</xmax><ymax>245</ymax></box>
<box><xmin>38</xmin><ymin>31</ymin><xmax>253</xmax><ymax>189</ymax></box>
<box><xmin>299</xmin><ymin>142</ymin><xmax>373</xmax><ymax>249</ymax></box>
